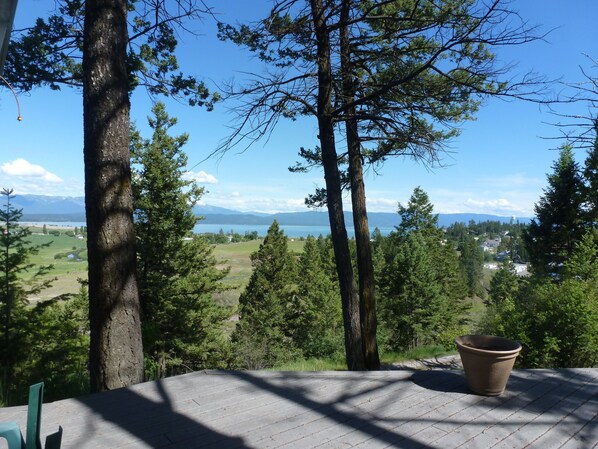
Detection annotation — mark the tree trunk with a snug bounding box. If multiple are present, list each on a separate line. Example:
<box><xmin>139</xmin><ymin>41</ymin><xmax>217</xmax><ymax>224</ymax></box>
<box><xmin>340</xmin><ymin>0</ymin><xmax>380</xmax><ymax>370</ymax></box>
<box><xmin>83</xmin><ymin>0</ymin><xmax>144</xmax><ymax>392</ymax></box>
<box><xmin>309</xmin><ymin>0</ymin><xmax>365</xmax><ymax>370</ymax></box>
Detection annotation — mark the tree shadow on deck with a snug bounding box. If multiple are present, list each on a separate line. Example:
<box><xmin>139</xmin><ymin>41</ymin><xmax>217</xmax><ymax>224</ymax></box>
<box><xmin>73</xmin><ymin>378</ymin><xmax>249</xmax><ymax>449</ymax></box>
<box><xmin>230</xmin><ymin>371</ymin><xmax>437</xmax><ymax>448</ymax></box>
<box><xmin>410</xmin><ymin>368</ymin><xmax>598</xmax><ymax>444</ymax></box>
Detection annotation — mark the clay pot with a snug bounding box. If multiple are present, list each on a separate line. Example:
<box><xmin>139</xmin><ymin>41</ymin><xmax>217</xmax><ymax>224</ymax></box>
<box><xmin>455</xmin><ymin>335</ymin><xmax>522</xmax><ymax>396</ymax></box>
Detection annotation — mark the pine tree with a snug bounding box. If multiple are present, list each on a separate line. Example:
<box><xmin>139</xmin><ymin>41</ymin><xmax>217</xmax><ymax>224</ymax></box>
<box><xmin>583</xmin><ymin>122</ymin><xmax>598</xmax><ymax>226</ymax></box>
<box><xmin>524</xmin><ymin>144</ymin><xmax>586</xmax><ymax>277</ymax></box>
<box><xmin>131</xmin><ymin>103</ymin><xmax>229</xmax><ymax>377</ymax></box>
<box><xmin>22</xmin><ymin>284</ymin><xmax>90</xmax><ymax>403</ymax></box>
<box><xmin>290</xmin><ymin>236</ymin><xmax>343</xmax><ymax>358</ymax></box>
<box><xmin>0</xmin><ymin>189</ymin><xmax>53</xmax><ymax>404</ymax></box>
<box><xmin>489</xmin><ymin>259</ymin><xmax>521</xmax><ymax>305</ymax></box>
<box><xmin>396</xmin><ymin>187</ymin><xmax>439</xmax><ymax>237</ymax></box>
<box><xmin>458</xmin><ymin>234</ymin><xmax>485</xmax><ymax>297</ymax></box>
<box><xmin>232</xmin><ymin>221</ymin><xmax>298</xmax><ymax>368</ymax></box>
<box><xmin>379</xmin><ymin>187</ymin><xmax>467</xmax><ymax>351</ymax></box>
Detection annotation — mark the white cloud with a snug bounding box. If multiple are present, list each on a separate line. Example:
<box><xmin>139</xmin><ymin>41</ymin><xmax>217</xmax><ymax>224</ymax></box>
<box><xmin>364</xmin><ymin>197</ymin><xmax>399</xmax><ymax>212</ymax></box>
<box><xmin>465</xmin><ymin>198</ymin><xmax>512</xmax><ymax>209</ymax></box>
<box><xmin>183</xmin><ymin>170</ymin><xmax>218</xmax><ymax>184</ymax></box>
<box><xmin>1</xmin><ymin>159</ymin><xmax>63</xmax><ymax>183</ymax></box>
<box><xmin>458</xmin><ymin>197</ymin><xmax>532</xmax><ymax>217</ymax></box>
<box><xmin>203</xmin><ymin>191</ymin><xmax>307</xmax><ymax>213</ymax></box>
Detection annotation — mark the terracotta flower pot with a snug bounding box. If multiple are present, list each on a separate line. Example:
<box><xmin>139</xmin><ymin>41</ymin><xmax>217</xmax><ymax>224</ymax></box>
<box><xmin>455</xmin><ymin>335</ymin><xmax>522</xmax><ymax>396</ymax></box>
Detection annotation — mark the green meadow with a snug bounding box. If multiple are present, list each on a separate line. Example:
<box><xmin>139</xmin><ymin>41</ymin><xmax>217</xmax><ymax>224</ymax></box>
<box><xmin>24</xmin><ymin>226</ymin><xmax>305</xmax><ymax>306</ymax></box>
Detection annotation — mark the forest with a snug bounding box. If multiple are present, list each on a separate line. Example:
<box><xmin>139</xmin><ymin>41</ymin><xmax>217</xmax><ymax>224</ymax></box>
<box><xmin>1</xmin><ymin>0</ymin><xmax>597</xmax><ymax>406</ymax></box>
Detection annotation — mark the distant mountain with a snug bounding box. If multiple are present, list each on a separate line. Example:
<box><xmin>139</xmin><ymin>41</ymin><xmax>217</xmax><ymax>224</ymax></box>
<box><xmin>13</xmin><ymin>195</ymin><xmax>530</xmax><ymax>226</ymax></box>
<box><xmin>201</xmin><ymin>211</ymin><xmax>530</xmax><ymax>228</ymax></box>
<box><xmin>192</xmin><ymin>205</ymin><xmax>240</xmax><ymax>215</ymax></box>
<box><xmin>14</xmin><ymin>195</ymin><xmax>86</xmax><ymax>215</ymax></box>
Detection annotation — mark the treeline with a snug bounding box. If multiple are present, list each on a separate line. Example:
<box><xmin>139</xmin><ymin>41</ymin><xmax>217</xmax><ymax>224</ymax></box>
<box><xmin>202</xmin><ymin>230</ymin><xmax>260</xmax><ymax>245</ymax></box>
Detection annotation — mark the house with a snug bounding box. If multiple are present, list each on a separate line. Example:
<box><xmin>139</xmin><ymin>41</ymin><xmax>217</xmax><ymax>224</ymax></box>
<box><xmin>481</xmin><ymin>236</ymin><xmax>501</xmax><ymax>252</ymax></box>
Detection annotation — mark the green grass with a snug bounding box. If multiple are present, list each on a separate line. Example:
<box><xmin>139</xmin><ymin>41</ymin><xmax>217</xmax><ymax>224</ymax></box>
<box><xmin>270</xmin><ymin>345</ymin><xmax>457</xmax><ymax>371</ymax></box>
<box><xmin>379</xmin><ymin>345</ymin><xmax>456</xmax><ymax>365</ymax></box>
<box><xmin>22</xmin><ymin>230</ymin><xmax>306</xmax><ymax>305</ymax></box>
<box><xmin>23</xmin><ymin>230</ymin><xmax>88</xmax><ymax>302</ymax></box>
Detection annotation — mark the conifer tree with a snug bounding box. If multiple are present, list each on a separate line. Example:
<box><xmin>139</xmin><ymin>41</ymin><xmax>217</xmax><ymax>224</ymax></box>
<box><xmin>131</xmin><ymin>103</ymin><xmax>229</xmax><ymax>377</ymax></box>
<box><xmin>379</xmin><ymin>187</ymin><xmax>467</xmax><ymax>351</ymax></box>
<box><xmin>0</xmin><ymin>189</ymin><xmax>53</xmax><ymax>403</ymax></box>
<box><xmin>583</xmin><ymin>121</ymin><xmax>598</xmax><ymax>226</ymax></box>
<box><xmin>232</xmin><ymin>221</ymin><xmax>298</xmax><ymax>368</ymax></box>
<box><xmin>290</xmin><ymin>236</ymin><xmax>343</xmax><ymax>358</ymax></box>
<box><xmin>396</xmin><ymin>187</ymin><xmax>439</xmax><ymax>237</ymax></box>
<box><xmin>524</xmin><ymin>144</ymin><xmax>585</xmax><ymax>276</ymax></box>
<box><xmin>22</xmin><ymin>284</ymin><xmax>90</xmax><ymax>403</ymax></box>
<box><xmin>488</xmin><ymin>259</ymin><xmax>521</xmax><ymax>305</ymax></box>
<box><xmin>458</xmin><ymin>234</ymin><xmax>485</xmax><ymax>297</ymax></box>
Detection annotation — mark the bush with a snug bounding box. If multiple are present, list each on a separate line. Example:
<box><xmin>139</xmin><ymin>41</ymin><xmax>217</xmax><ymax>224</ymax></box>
<box><xmin>483</xmin><ymin>235</ymin><xmax>598</xmax><ymax>368</ymax></box>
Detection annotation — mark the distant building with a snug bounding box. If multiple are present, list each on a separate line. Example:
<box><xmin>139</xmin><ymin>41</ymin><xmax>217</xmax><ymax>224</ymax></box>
<box><xmin>481</xmin><ymin>237</ymin><xmax>501</xmax><ymax>252</ymax></box>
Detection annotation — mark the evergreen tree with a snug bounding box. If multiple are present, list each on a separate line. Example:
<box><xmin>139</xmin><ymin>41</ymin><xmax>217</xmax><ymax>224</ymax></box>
<box><xmin>232</xmin><ymin>221</ymin><xmax>298</xmax><ymax>368</ymax></box>
<box><xmin>21</xmin><ymin>284</ymin><xmax>90</xmax><ymax>403</ymax></box>
<box><xmin>0</xmin><ymin>189</ymin><xmax>53</xmax><ymax>404</ymax></box>
<box><xmin>290</xmin><ymin>236</ymin><xmax>343</xmax><ymax>358</ymax></box>
<box><xmin>379</xmin><ymin>187</ymin><xmax>467</xmax><ymax>351</ymax></box>
<box><xmin>131</xmin><ymin>103</ymin><xmax>229</xmax><ymax>378</ymax></box>
<box><xmin>489</xmin><ymin>259</ymin><xmax>521</xmax><ymax>306</ymax></box>
<box><xmin>458</xmin><ymin>234</ymin><xmax>485</xmax><ymax>297</ymax></box>
<box><xmin>220</xmin><ymin>0</ymin><xmax>543</xmax><ymax>370</ymax></box>
<box><xmin>7</xmin><ymin>0</ymin><xmax>218</xmax><ymax>393</ymax></box>
<box><xmin>564</xmin><ymin>231</ymin><xmax>598</xmax><ymax>281</ymax></box>
<box><xmin>583</xmin><ymin>122</ymin><xmax>598</xmax><ymax>226</ymax></box>
<box><xmin>524</xmin><ymin>144</ymin><xmax>585</xmax><ymax>277</ymax></box>
<box><xmin>396</xmin><ymin>187</ymin><xmax>439</xmax><ymax>237</ymax></box>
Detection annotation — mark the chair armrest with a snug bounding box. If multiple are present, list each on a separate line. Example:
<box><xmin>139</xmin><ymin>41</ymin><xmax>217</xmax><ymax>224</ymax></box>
<box><xmin>44</xmin><ymin>426</ymin><xmax>62</xmax><ymax>449</ymax></box>
<box><xmin>0</xmin><ymin>421</ymin><xmax>25</xmax><ymax>449</ymax></box>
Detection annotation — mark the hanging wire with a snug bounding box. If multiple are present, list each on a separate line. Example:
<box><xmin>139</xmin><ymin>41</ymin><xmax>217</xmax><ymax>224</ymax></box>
<box><xmin>0</xmin><ymin>74</ymin><xmax>22</xmax><ymax>121</ymax></box>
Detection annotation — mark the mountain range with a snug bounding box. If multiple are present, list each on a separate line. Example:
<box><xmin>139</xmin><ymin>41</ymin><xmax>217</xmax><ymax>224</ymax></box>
<box><xmin>12</xmin><ymin>194</ymin><xmax>530</xmax><ymax>227</ymax></box>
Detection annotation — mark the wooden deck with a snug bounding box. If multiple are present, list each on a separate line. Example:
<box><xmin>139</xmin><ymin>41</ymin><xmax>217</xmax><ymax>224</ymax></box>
<box><xmin>1</xmin><ymin>368</ymin><xmax>597</xmax><ymax>448</ymax></box>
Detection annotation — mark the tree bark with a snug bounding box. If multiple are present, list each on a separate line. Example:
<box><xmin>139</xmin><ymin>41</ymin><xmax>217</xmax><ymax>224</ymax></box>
<box><xmin>309</xmin><ymin>0</ymin><xmax>365</xmax><ymax>370</ymax></box>
<box><xmin>83</xmin><ymin>0</ymin><xmax>144</xmax><ymax>392</ymax></box>
<box><xmin>340</xmin><ymin>0</ymin><xmax>380</xmax><ymax>370</ymax></box>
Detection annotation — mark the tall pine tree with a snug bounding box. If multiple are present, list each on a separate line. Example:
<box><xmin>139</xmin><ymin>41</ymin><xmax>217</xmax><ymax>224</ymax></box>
<box><xmin>232</xmin><ymin>221</ymin><xmax>298</xmax><ymax>368</ymax></box>
<box><xmin>524</xmin><ymin>144</ymin><xmax>585</xmax><ymax>277</ymax></box>
<box><xmin>290</xmin><ymin>236</ymin><xmax>343</xmax><ymax>358</ymax></box>
<box><xmin>131</xmin><ymin>103</ymin><xmax>229</xmax><ymax>378</ymax></box>
<box><xmin>379</xmin><ymin>187</ymin><xmax>467</xmax><ymax>351</ymax></box>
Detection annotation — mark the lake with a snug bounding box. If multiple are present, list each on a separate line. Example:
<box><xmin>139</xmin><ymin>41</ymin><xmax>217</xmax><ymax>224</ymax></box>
<box><xmin>21</xmin><ymin>221</ymin><xmax>396</xmax><ymax>239</ymax></box>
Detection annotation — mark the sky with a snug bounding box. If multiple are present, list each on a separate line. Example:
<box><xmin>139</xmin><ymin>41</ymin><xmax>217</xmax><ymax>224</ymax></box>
<box><xmin>0</xmin><ymin>0</ymin><xmax>597</xmax><ymax>218</ymax></box>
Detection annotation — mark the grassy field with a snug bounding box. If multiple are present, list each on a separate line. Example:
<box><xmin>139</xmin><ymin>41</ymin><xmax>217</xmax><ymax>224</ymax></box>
<box><xmin>24</xmin><ymin>229</ymin><xmax>306</xmax><ymax>306</ymax></box>
<box><xmin>24</xmin><ymin>229</ymin><xmax>88</xmax><ymax>302</ymax></box>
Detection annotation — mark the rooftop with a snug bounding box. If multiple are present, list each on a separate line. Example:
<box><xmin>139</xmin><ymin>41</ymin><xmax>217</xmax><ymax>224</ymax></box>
<box><xmin>0</xmin><ymin>368</ymin><xmax>596</xmax><ymax>448</ymax></box>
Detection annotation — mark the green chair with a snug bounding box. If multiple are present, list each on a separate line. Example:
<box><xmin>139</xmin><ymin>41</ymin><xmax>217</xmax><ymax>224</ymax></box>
<box><xmin>0</xmin><ymin>382</ymin><xmax>62</xmax><ymax>449</ymax></box>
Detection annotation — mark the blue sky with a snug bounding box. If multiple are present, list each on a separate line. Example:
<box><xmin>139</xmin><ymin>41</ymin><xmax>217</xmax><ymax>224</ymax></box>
<box><xmin>1</xmin><ymin>0</ymin><xmax>597</xmax><ymax>217</ymax></box>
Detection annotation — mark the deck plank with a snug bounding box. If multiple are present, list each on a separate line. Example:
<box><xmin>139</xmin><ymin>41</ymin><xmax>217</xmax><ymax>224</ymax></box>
<box><xmin>0</xmin><ymin>369</ymin><xmax>596</xmax><ymax>449</ymax></box>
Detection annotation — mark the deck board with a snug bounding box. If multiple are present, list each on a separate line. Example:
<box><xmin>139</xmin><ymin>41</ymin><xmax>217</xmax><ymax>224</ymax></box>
<box><xmin>0</xmin><ymin>369</ymin><xmax>596</xmax><ymax>448</ymax></box>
